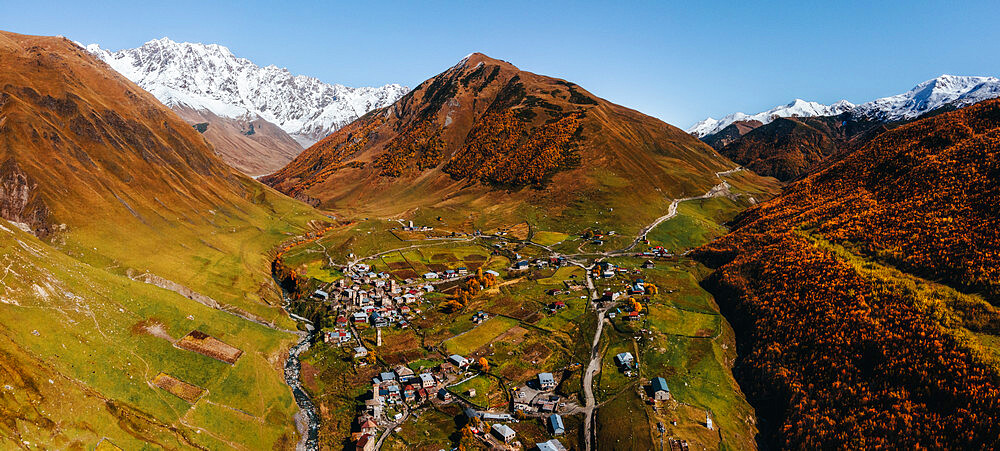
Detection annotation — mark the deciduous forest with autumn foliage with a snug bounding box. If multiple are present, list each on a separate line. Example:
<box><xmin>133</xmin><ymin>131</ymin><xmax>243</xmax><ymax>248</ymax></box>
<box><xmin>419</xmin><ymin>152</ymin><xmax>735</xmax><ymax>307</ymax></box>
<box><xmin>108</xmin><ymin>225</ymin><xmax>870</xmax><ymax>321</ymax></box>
<box><xmin>444</xmin><ymin>110</ymin><xmax>583</xmax><ymax>187</ymax></box>
<box><xmin>693</xmin><ymin>98</ymin><xmax>1000</xmax><ymax>449</ymax></box>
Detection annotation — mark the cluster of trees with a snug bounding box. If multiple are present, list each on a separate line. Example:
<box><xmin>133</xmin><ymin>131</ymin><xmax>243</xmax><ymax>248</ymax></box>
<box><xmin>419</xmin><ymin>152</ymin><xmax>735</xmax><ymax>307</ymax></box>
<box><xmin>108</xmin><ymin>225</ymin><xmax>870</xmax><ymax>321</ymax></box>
<box><xmin>627</xmin><ymin>297</ymin><xmax>643</xmax><ymax>313</ymax></box>
<box><xmin>443</xmin><ymin>110</ymin><xmax>583</xmax><ymax>187</ymax></box>
<box><xmin>693</xmin><ymin>99</ymin><xmax>1000</xmax><ymax>448</ymax></box>
<box><xmin>270</xmin><ymin>224</ymin><xmax>337</xmax><ymax>300</ymax></box>
<box><xmin>440</xmin><ymin>268</ymin><xmax>498</xmax><ymax>313</ymax></box>
<box><xmin>374</xmin><ymin>121</ymin><xmax>445</xmax><ymax>176</ymax></box>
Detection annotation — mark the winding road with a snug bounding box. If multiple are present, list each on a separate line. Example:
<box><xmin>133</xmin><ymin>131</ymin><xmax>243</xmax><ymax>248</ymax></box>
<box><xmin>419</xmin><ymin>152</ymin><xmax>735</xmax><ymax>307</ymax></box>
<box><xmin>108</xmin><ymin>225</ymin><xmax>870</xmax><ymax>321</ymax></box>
<box><xmin>580</xmin><ymin>166</ymin><xmax>742</xmax><ymax>450</ymax></box>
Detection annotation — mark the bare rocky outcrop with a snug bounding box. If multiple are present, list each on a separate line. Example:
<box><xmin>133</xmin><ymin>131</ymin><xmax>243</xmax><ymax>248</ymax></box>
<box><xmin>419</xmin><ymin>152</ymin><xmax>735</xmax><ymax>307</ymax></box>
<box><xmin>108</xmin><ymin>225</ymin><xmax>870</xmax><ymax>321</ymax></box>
<box><xmin>0</xmin><ymin>158</ymin><xmax>50</xmax><ymax>236</ymax></box>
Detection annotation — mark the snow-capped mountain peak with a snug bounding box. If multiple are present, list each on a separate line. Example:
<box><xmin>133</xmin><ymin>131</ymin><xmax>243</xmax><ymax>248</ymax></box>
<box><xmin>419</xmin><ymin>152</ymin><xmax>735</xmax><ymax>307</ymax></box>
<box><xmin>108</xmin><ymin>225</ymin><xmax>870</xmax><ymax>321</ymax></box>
<box><xmin>850</xmin><ymin>74</ymin><xmax>1000</xmax><ymax>121</ymax></box>
<box><xmin>83</xmin><ymin>37</ymin><xmax>408</xmax><ymax>146</ymax></box>
<box><xmin>689</xmin><ymin>74</ymin><xmax>1000</xmax><ymax>138</ymax></box>
<box><xmin>687</xmin><ymin>98</ymin><xmax>854</xmax><ymax>138</ymax></box>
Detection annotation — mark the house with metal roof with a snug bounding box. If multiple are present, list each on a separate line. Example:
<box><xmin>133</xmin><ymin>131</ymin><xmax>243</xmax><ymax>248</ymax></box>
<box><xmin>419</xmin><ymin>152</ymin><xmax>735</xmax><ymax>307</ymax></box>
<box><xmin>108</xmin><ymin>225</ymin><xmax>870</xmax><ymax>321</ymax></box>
<box><xmin>615</xmin><ymin>351</ymin><xmax>634</xmax><ymax>367</ymax></box>
<box><xmin>492</xmin><ymin>423</ymin><xmax>516</xmax><ymax>443</ymax></box>
<box><xmin>538</xmin><ymin>372</ymin><xmax>556</xmax><ymax>390</ymax></box>
<box><xmin>652</xmin><ymin>377</ymin><xmax>671</xmax><ymax>400</ymax></box>
<box><xmin>549</xmin><ymin>413</ymin><xmax>565</xmax><ymax>435</ymax></box>
<box><xmin>537</xmin><ymin>439</ymin><xmax>568</xmax><ymax>451</ymax></box>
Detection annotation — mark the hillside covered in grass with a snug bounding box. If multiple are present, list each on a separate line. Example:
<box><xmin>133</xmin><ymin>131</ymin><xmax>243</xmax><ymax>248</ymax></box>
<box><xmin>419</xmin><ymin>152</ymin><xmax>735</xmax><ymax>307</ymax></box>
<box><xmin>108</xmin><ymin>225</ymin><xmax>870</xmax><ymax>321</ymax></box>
<box><xmin>0</xmin><ymin>31</ymin><xmax>329</xmax><ymax>448</ymax></box>
<box><xmin>0</xmin><ymin>31</ymin><xmax>325</xmax><ymax>326</ymax></box>
<box><xmin>693</xmin><ymin>98</ymin><xmax>1000</xmax><ymax>448</ymax></box>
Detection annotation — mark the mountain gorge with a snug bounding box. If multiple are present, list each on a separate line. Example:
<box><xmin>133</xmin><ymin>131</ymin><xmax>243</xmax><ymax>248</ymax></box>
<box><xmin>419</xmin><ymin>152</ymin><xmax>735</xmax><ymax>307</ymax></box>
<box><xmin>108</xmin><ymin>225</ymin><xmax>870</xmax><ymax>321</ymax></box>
<box><xmin>85</xmin><ymin>38</ymin><xmax>408</xmax><ymax>174</ymax></box>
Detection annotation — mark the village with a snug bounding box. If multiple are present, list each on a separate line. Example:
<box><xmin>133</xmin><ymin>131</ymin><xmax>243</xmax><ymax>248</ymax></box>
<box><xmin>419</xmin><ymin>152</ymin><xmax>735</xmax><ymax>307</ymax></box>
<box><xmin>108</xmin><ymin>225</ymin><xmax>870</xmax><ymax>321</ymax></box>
<box><xmin>280</xmin><ymin>219</ymin><xmax>735</xmax><ymax>450</ymax></box>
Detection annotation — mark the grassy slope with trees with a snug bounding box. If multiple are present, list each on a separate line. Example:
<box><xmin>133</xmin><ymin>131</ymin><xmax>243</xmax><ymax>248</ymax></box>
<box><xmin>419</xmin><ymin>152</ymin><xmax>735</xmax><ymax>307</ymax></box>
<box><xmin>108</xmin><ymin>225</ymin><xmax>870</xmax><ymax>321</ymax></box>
<box><xmin>694</xmin><ymin>98</ymin><xmax>1000</xmax><ymax>448</ymax></box>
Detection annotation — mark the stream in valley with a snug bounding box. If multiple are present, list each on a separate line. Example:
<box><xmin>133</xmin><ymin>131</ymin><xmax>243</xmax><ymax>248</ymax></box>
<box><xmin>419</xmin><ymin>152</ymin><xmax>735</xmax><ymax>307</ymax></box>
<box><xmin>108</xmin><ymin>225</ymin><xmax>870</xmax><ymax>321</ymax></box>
<box><xmin>284</xmin><ymin>324</ymin><xmax>319</xmax><ymax>451</ymax></box>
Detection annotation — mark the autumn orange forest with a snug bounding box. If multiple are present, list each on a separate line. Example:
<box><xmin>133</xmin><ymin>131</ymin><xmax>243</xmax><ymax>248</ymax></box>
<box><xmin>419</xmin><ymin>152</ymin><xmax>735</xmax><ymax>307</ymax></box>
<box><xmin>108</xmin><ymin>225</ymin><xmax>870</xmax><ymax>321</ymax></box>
<box><xmin>3</xmin><ymin>3</ymin><xmax>1000</xmax><ymax>449</ymax></box>
<box><xmin>694</xmin><ymin>99</ymin><xmax>1000</xmax><ymax>448</ymax></box>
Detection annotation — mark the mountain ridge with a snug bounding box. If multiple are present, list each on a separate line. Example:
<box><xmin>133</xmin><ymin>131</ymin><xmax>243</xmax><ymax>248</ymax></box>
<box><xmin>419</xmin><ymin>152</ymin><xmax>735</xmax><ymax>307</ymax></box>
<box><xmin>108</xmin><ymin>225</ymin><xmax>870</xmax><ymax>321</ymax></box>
<box><xmin>689</xmin><ymin>74</ymin><xmax>1000</xmax><ymax>138</ymax></box>
<box><xmin>83</xmin><ymin>37</ymin><xmax>409</xmax><ymax>147</ymax></box>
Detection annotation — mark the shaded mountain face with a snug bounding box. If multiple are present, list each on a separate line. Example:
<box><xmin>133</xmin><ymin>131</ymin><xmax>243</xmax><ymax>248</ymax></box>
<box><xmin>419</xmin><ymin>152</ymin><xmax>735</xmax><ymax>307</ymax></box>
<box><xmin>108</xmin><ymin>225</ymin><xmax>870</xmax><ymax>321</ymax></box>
<box><xmin>264</xmin><ymin>53</ymin><xmax>733</xmax><ymax>232</ymax></box>
<box><xmin>693</xmin><ymin>98</ymin><xmax>1000</xmax><ymax>449</ymax></box>
<box><xmin>717</xmin><ymin>117</ymin><xmax>838</xmax><ymax>181</ymax></box>
<box><xmin>695</xmin><ymin>75</ymin><xmax>1000</xmax><ymax>181</ymax></box>
<box><xmin>689</xmin><ymin>99</ymin><xmax>855</xmax><ymax>138</ymax></box>
<box><xmin>701</xmin><ymin>119</ymin><xmax>763</xmax><ymax>149</ymax></box>
<box><xmin>714</xmin><ymin>115</ymin><xmax>893</xmax><ymax>181</ymax></box>
<box><xmin>172</xmin><ymin>105</ymin><xmax>302</xmax><ymax>176</ymax></box>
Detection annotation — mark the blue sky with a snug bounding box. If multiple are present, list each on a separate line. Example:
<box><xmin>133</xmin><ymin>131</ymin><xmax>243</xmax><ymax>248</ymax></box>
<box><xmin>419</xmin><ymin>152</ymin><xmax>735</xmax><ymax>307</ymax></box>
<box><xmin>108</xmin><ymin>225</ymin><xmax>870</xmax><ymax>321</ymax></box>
<box><xmin>3</xmin><ymin>0</ymin><xmax>1000</xmax><ymax>128</ymax></box>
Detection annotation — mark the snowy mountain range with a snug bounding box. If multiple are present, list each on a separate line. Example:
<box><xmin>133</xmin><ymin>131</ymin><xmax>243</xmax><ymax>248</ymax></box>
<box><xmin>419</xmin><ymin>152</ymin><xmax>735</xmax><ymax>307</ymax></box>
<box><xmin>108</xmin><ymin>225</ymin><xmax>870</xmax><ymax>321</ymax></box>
<box><xmin>687</xmin><ymin>99</ymin><xmax>855</xmax><ymax>138</ymax></box>
<box><xmin>689</xmin><ymin>75</ymin><xmax>1000</xmax><ymax>138</ymax></box>
<box><xmin>83</xmin><ymin>37</ymin><xmax>408</xmax><ymax>146</ymax></box>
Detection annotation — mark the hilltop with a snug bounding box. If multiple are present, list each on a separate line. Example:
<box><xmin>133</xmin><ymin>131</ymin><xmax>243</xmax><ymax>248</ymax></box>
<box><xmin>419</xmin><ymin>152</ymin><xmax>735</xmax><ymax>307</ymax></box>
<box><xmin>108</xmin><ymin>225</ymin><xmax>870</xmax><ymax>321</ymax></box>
<box><xmin>264</xmin><ymin>53</ymin><xmax>746</xmax><ymax>234</ymax></box>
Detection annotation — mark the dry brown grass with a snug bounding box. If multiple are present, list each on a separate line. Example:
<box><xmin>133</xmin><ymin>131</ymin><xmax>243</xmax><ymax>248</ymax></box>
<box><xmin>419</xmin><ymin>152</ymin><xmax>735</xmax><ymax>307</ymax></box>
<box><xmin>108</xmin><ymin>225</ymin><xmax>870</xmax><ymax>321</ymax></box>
<box><xmin>151</xmin><ymin>373</ymin><xmax>204</xmax><ymax>403</ymax></box>
<box><xmin>175</xmin><ymin>330</ymin><xmax>243</xmax><ymax>364</ymax></box>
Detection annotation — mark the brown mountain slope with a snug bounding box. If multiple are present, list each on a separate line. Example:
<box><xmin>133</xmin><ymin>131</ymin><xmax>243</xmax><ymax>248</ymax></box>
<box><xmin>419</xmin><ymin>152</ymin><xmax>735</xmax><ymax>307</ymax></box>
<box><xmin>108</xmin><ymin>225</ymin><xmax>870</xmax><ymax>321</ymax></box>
<box><xmin>0</xmin><ymin>31</ymin><xmax>323</xmax><ymax>322</ymax></box>
<box><xmin>718</xmin><ymin>117</ymin><xmax>839</xmax><ymax>181</ymax></box>
<box><xmin>0</xmin><ymin>30</ymin><xmax>323</xmax><ymax>448</ymax></box>
<box><xmin>173</xmin><ymin>106</ymin><xmax>303</xmax><ymax>176</ymax></box>
<box><xmin>692</xmin><ymin>98</ymin><xmax>1000</xmax><ymax>448</ymax></box>
<box><xmin>709</xmin><ymin>115</ymin><xmax>894</xmax><ymax>181</ymax></box>
<box><xmin>264</xmin><ymin>53</ymin><xmax>736</xmax><ymax>233</ymax></box>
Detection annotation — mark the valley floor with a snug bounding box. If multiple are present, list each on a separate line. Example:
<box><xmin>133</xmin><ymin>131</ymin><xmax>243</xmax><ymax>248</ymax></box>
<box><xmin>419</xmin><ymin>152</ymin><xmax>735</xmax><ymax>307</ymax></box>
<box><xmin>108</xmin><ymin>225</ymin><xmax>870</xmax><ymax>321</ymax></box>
<box><xmin>275</xmin><ymin>168</ymin><xmax>775</xmax><ymax>450</ymax></box>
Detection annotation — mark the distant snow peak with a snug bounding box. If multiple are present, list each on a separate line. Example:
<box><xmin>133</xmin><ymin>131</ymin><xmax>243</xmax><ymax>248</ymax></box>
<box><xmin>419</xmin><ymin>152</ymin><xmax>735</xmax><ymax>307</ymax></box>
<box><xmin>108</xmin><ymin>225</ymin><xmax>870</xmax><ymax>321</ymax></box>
<box><xmin>687</xmin><ymin>98</ymin><xmax>854</xmax><ymax>138</ymax></box>
<box><xmin>84</xmin><ymin>37</ymin><xmax>408</xmax><ymax>146</ymax></box>
<box><xmin>851</xmin><ymin>74</ymin><xmax>1000</xmax><ymax>121</ymax></box>
<box><xmin>689</xmin><ymin>74</ymin><xmax>1000</xmax><ymax>138</ymax></box>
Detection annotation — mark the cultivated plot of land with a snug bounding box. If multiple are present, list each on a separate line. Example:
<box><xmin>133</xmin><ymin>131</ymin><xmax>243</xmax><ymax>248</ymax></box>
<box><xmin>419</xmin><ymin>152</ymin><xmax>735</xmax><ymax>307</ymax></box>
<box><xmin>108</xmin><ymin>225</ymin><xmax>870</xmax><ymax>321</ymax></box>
<box><xmin>443</xmin><ymin>316</ymin><xmax>520</xmax><ymax>356</ymax></box>
<box><xmin>152</xmin><ymin>372</ymin><xmax>205</xmax><ymax>403</ymax></box>
<box><xmin>175</xmin><ymin>331</ymin><xmax>244</xmax><ymax>364</ymax></box>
